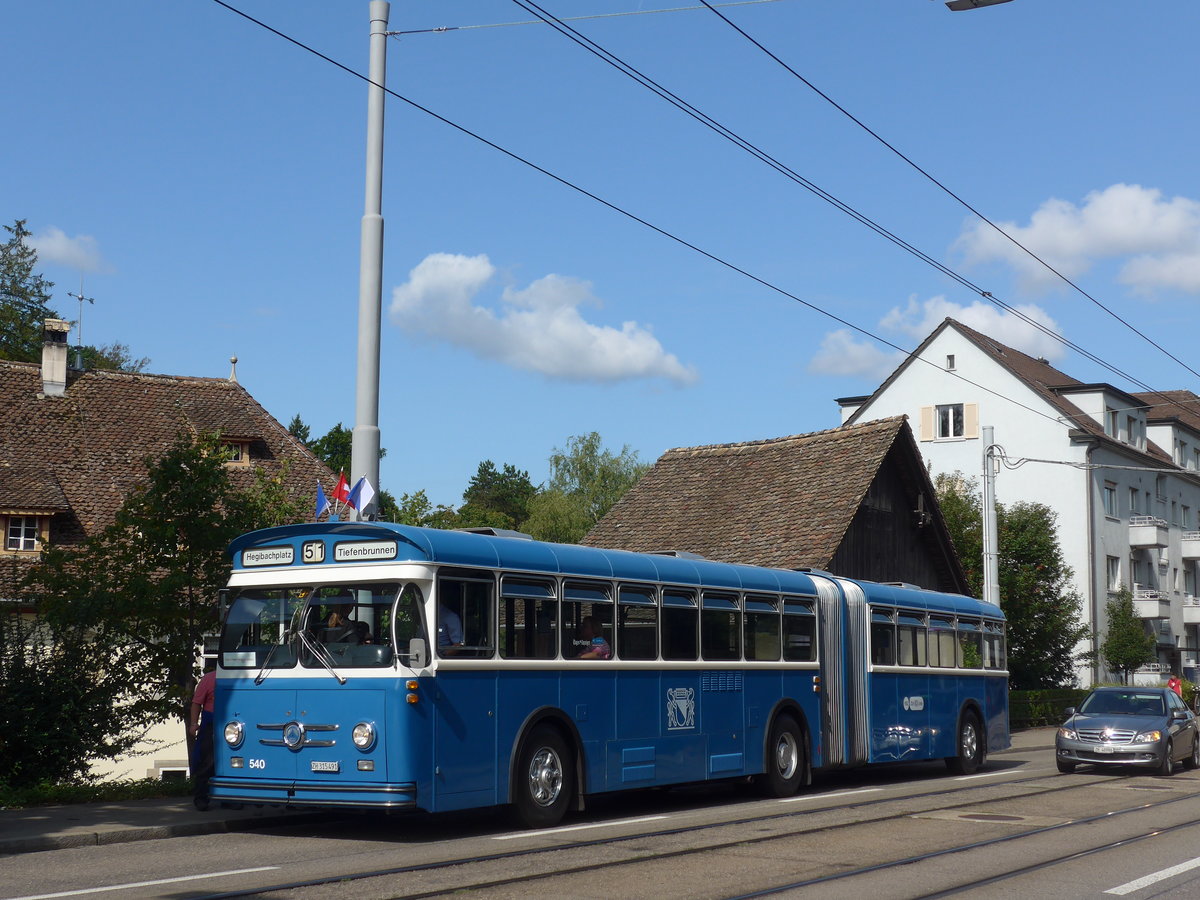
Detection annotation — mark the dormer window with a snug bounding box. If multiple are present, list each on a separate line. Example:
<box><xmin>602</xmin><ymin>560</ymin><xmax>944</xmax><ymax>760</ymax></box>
<box><xmin>222</xmin><ymin>440</ymin><xmax>251</xmax><ymax>467</ymax></box>
<box><xmin>2</xmin><ymin>514</ymin><xmax>47</xmax><ymax>553</ymax></box>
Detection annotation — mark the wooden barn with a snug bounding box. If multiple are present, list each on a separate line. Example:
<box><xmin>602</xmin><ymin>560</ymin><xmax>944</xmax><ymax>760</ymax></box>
<box><xmin>584</xmin><ymin>416</ymin><xmax>969</xmax><ymax>594</ymax></box>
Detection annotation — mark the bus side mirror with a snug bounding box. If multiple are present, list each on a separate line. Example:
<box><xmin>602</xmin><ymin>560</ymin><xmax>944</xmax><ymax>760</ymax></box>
<box><xmin>407</xmin><ymin>638</ymin><xmax>427</xmax><ymax>669</ymax></box>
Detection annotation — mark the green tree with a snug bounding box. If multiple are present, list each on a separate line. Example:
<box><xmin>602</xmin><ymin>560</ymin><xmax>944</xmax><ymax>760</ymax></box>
<box><xmin>459</xmin><ymin>461</ymin><xmax>537</xmax><ymax>530</ymax></box>
<box><xmin>286</xmin><ymin>413</ymin><xmax>311</xmax><ymax>445</ymax></box>
<box><xmin>19</xmin><ymin>433</ymin><xmax>299</xmax><ymax>780</ymax></box>
<box><xmin>1100</xmin><ymin>587</ymin><xmax>1156</xmax><ymax>684</ymax></box>
<box><xmin>392</xmin><ymin>489</ymin><xmax>460</xmax><ymax>529</ymax></box>
<box><xmin>934</xmin><ymin>473</ymin><xmax>1088</xmax><ymax>689</ymax></box>
<box><xmin>82</xmin><ymin>342</ymin><xmax>150</xmax><ymax>373</ymax></box>
<box><xmin>0</xmin><ymin>219</ymin><xmax>56</xmax><ymax>362</ymax></box>
<box><xmin>524</xmin><ymin>433</ymin><xmax>650</xmax><ymax>544</ymax></box>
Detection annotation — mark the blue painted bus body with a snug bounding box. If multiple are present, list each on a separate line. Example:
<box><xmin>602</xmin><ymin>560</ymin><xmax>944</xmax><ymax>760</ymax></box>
<box><xmin>210</xmin><ymin>522</ymin><xmax>1008</xmax><ymax>816</ymax></box>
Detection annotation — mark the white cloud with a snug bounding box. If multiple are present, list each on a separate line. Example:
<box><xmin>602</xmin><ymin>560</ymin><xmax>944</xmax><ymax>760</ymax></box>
<box><xmin>28</xmin><ymin>226</ymin><xmax>111</xmax><ymax>273</ymax></box>
<box><xmin>955</xmin><ymin>183</ymin><xmax>1200</xmax><ymax>293</ymax></box>
<box><xmin>807</xmin><ymin>329</ymin><xmax>903</xmax><ymax>380</ymax></box>
<box><xmin>389</xmin><ymin>252</ymin><xmax>697</xmax><ymax>385</ymax></box>
<box><xmin>810</xmin><ymin>294</ymin><xmax>1065</xmax><ymax>380</ymax></box>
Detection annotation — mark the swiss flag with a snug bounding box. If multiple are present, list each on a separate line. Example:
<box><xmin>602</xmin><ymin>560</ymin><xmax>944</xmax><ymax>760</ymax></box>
<box><xmin>332</xmin><ymin>472</ymin><xmax>350</xmax><ymax>504</ymax></box>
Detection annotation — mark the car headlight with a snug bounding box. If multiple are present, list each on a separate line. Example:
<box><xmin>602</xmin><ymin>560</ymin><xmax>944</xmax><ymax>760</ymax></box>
<box><xmin>1057</xmin><ymin>727</ymin><xmax>1077</xmax><ymax>741</ymax></box>
<box><xmin>352</xmin><ymin>721</ymin><xmax>376</xmax><ymax>750</ymax></box>
<box><xmin>224</xmin><ymin>720</ymin><xmax>245</xmax><ymax>749</ymax></box>
<box><xmin>1135</xmin><ymin>730</ymin><xmax>1162</xmax><ymax>743</ymax></box>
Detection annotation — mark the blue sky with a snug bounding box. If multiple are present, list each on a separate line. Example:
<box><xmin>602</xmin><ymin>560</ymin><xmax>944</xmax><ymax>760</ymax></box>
<box><xmin>7</xmin><ymin>1</ymin><xmax>1200</xmax><ymax>507</ymax></box>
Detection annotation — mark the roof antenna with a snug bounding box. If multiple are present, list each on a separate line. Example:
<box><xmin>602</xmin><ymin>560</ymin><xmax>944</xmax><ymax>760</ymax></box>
<box><xmin>66</xmin><ymin>277</ymin><xmax>95</xmax><ymax>370</ymax></box>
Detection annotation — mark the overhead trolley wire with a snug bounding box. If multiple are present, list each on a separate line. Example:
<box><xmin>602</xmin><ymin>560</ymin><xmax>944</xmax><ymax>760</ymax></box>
<box><xmin>508</xmin><ymin>0</ymin><xmax>1200</xmax><ymax>426</ymax></box>
<box><xmin>207</xmin><ymin>0</ymin><xmax>1130</xmax><ymax>434</ymax></box>
<box><xmin>695</xmin><ymin>0</ymin><xmax>1200</xmax><ymax>384</ymax></box>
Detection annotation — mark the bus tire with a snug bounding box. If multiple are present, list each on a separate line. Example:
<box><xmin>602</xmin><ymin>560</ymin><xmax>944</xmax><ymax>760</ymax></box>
<box><xmin>512</xmin><ymin>724</ymin><xmax>573</xmax><ymax>829</ymax></box>
<box><xmin>945</xmin><ymin>711</ymin><xmax>984</xmax><ymax>775</ymax></box>
<box><xmin>758</xmin><ymin>715</ymin><xmax>807</xmax><ymax>798</ymax></box>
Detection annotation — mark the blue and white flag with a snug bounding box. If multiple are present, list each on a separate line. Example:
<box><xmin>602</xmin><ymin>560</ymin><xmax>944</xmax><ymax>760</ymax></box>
<box><xmin>346</xmin><ymin>476</ymin><xmax>376</xmax><ymax>514</ymax></box>
<box><xmin>314</xmin><ymin>481</ymin><xmax>330</xmax><ymax>521</ymax></box>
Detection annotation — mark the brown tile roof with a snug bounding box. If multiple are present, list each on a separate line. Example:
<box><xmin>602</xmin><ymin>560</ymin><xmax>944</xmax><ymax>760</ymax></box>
<box><xmin>583</xmin><ymin>417</ymin><xmax>910</xmax><ymax>569</ymax></box>
<box><xmin>0</xmin><ymin>359</ymin><xmax>333</xmax><ymax>597</ymax></box>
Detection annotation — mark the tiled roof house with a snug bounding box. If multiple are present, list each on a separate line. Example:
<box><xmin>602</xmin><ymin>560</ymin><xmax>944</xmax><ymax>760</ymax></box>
<box><xmin>584</xmin><ymin>417</ymin><xmax>968</xmax><ymax>594</ymax></box>
<box><xmin>837</xmin><ymin>317</ymin><xmax>1200</xmax><ymax>685</ymax></box>
<box><xmin>0</xmin><ymin>322</ymin><xmax>333</xmax><ymax>602</ymax></box>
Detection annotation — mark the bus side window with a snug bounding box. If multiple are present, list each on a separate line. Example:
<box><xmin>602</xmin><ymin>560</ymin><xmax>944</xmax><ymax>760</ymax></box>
<box><xmin>561</xmin><ymin>581</ymin><xmax>613</xmax><ymax>659</ymax></box>
<box><xmin>743</xmin><ymin>594</ymin><xmax>780</xmax><ymax>661</ymax></box>
<box><xmin>957</xmin><ymin>618</ymin><xmax>983</xmax><ymax>669</ymax></box>
<box><xmin>870</xmin><ymin>608</ymin><xmax>895</xmax><ymax>666</ymax></box>
<box><xmin>662</xmin><ymin>590</ymin><xmax>697</xmax><ymax>661</ymax></box>
<box><xmin>437</xmin><ymin>573</ymin><xmax>495</xmax><ymax>659</ymax></box>
<box><xmin>928</xmin><ymin>617</ymin><xmax>955</xmax><ymax>668</ymax></box>
<box><xmin>897</xmin><ymin>613</ymin><xmax>926</xmax><ymax>666</ymax></box>
<box><xmin>983</xmin><ymin>621</ymin><xmax>1006</xmax><ymax>670</ymax></box>
<box><xmin>499</xmin><ymin>578</ymin><xmax>556</xmax><ymax>660</ymax></box>
<box><xmin>782</xmin><ymin>598</ymin><xmax>816</xmax><ymax>662</ymax></box>
<box><xmin>618</xmin><ymin>585</ymin><xmax>657</xmax><ymax>660</ymax></box>
<box><xmin>701</xmin><ymin>591</ymin><xmax>740</xmax><ymax>661</ymax></box>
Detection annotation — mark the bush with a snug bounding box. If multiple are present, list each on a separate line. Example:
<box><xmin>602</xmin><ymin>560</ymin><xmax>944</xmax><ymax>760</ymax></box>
<box><xmin>1010</xmin><ymin>688</ymin><xmax>1089</xmax><ymax>729</ymax></box>
<box><xmin>0</xmin><ymin>777</ymin><xmax>193</xmax><ymax>809</ymax></box>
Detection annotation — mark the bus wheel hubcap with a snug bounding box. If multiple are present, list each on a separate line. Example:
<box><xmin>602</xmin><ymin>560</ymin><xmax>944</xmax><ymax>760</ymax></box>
<box><xmin>528</xmin><ymin>748</ymin><xmax>563</xmax><ymax>806</ymax></box>
<box><xmin>962</xmin><ymin>723</ymin><xmax>977</xmax><ymax>759</ymax></box>
<box><xmin>776</xmin><ymin>733</ymin><xmax>798</xmax><ymax>779</ymax></box>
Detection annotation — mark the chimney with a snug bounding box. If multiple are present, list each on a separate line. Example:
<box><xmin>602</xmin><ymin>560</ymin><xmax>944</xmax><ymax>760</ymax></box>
<box><xmin>40</xmin><ymin>318</ymin><xmax>71</xmax><ymax>397</ymax></box>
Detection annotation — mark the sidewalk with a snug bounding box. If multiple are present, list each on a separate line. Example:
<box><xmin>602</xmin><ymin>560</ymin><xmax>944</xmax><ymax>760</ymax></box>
<box><xmin>0</xmin><ymin>728</ymin><xmax>1057</xmax><ymax>857</ymax></box>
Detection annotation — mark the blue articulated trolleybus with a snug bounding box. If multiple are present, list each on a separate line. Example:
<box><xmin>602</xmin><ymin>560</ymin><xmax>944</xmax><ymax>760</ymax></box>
<box><xmin>210</xmin><ymin>522</ymin><xmax>1009</xmax><ymax>827</ymax></box>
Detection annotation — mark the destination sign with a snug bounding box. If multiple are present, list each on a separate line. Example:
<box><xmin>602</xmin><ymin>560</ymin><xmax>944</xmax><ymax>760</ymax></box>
<box><xmin>242</xmin><ymin>545</ymin><xmax>295</xmax><ymax>567</ymax></box>
<box><xmin>333</xmin><ymin>540</ymin><xmax>398</xmax><ymax>562</ymax></box>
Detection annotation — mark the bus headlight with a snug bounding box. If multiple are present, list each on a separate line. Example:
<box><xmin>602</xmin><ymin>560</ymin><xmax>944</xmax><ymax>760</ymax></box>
<box><xmin>352</xmin><ymin>722</ymin><xmax>376</xmax><ymax>750</ymax></box>
<box><xmin>224</xmin><ymin>720</ymin><xmax>245</xmax><ymax>749</ymax></box>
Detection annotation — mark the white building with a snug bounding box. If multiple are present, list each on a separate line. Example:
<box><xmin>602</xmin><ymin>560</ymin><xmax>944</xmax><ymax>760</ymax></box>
<box><xmin>837</xmin><ymin>318</ymin><xmax>1200</xmax><ymax>685</ymax></box>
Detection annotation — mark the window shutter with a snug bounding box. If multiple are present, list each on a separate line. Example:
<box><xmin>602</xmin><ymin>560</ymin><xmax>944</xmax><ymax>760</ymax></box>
<box><xmin>919</xmin><ymin>406</ymin><xmax>934</xmax><ymax>441</ymax></box>
<box><xmin>963</xmin><ymin>403</ymin><xmax>979</xmax><ymax>439</ymax></box>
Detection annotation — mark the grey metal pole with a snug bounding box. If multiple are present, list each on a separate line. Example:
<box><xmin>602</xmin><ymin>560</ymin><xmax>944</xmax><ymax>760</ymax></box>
<box><xmin>351</xmin><ymin>0</ymin><xmax>389</xmax><ymax>520</ymax></box>
<box><xmin>982</xmin><ymin>425</ymin><xmax>1001</xmax><ymax>606</ymax></box>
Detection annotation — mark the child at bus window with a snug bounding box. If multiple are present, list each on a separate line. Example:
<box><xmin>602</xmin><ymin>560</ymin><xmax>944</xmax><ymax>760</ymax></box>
<box><xmin>576</xmin><ymin>616</ymin><xmax>611</xmax><ymax>659</ymax></box>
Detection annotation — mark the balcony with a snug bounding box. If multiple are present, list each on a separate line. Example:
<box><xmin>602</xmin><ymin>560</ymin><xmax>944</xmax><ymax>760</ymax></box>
<box><xmin>1183</xmin><ymin>531</ymin><xmax>1200</xmax><ymax>559</ymax></box>
<box><xmin>1132</xmin><ymin>586</ymin><xmax>1170</xmax><ymax>619</ymax></box>
<box><xmin>1185</xmin><ymin>595</ymin><xmax>1200</xmax><ymax>625</ymax></box>
<box><xmin>1130</xmin><ymin>515</ymin><xmax>1169</xmax><ymax>549</ymax></box>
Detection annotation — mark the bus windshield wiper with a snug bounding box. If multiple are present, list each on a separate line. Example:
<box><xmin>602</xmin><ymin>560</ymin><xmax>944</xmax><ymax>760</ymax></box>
<box><xmin>297</xmin><ymin>628</ymin><xmax>347</xmax><ymax>685</ymax></box>
<box><xmin>254</xmin><ymin>602</ymin><xmax>306</xmax><ymax>685</ymax></box>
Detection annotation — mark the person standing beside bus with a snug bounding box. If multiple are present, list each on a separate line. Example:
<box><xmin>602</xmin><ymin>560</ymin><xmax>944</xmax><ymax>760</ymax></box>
<box><xmin>188</xmin><ymin>663</ymin><xmax>216</xmax><ymax>811</ymax></box>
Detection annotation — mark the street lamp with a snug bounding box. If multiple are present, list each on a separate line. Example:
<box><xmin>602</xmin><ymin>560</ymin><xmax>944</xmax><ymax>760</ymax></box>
<box><xmin>945</xmin><ymin>0</ymin><xmax>1014</xmax><ymax>10</ymax></box>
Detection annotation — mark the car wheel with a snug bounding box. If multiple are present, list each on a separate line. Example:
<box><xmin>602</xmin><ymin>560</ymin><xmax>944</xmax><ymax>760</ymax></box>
<box><xmin>1157</xmin><ymin>738</ymin><xmax>1175</xmax><ymax>776</ymax></box>
<box><xmin>511</xmin><ymin>725</ymin><xmax>573</xmax><ymax>828</ymax></box>
<box><xmin>757</xmin><ymin>714</ymin><xmax>808</xmax><ymax>797</ymax></box>
<box><xmin>946</xmin><ymin>712</ymin><xmax>984</xmax><ymax>775</ymax></box>
<box><xmin>1056</xmin><ymin>758</ymin><xmax>1076</xmax><ymax>774</ymax></box>
<box><xmin>1185</xmin><ymin>736</ymin><xmax>1200</xmax><ymax>771</ymax></box>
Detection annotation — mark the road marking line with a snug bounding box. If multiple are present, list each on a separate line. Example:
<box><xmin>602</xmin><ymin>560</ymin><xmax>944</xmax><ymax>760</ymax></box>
<box><xmin>4</xmin><ymin>867</ymin><xmax>279</xmax><ymax>900</ymax></box>
<box><xmin>955</xmin><ymin>771</ymin><xmax>1007</xmax><ymax>781</ymax></box>
<box><xmin>779</xmin><ymin>788</ymin><xmax>883</xmax><ymax>803</ymax></box>
<box><xmin>494</xmin><ymin>815</ymin><xmax>669</xmax><ymax>839</ymax></box>
<box><xmin>1105</xmin><ymin>856</ymin><xmax>1200</xmax><ymax>895</ymax></box>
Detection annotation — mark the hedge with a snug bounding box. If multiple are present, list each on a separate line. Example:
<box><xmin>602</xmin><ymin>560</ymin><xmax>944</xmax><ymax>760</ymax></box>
<box><xmin>1009</xmin><ymin>688</ymin><xmax>1089</xmax><ymax>729</ymax></box>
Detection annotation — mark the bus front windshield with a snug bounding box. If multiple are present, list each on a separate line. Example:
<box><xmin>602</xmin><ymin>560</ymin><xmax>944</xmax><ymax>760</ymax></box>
<box><xmin>220</xmin><ymin>582</ymin><xmax>427</xmax><ymax>670</ymax></box>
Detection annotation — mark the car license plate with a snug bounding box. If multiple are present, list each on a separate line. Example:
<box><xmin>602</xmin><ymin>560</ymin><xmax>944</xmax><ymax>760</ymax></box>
<box><xmin>311</xmin><ymin>760</ymin><xmax>340</xmax><ymax>772</ymax></box>
<box><xmin>1095</xmin><ymin>745</ymin><xmax>1114</xmax><ymax>754</ymax></box>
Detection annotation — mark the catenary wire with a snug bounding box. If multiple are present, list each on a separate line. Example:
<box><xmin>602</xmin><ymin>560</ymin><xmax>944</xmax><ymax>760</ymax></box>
<box><xmin>389</xmin><ymin>0</ymin><xmax>786</xmax><ymax>35</ymax></box>
<box><xmin>208</xmin><ymin>0</ymin><xmax>1123</xmax><ymax>434</ymax></box>
<box><xmin>695</xmin><ymin>0</ymin><xmax>1200</xmax><ymax>384</ymax></box>
<box><xmin>508</xmin><ymin>0</ymin><xmax>1200</xmax><ymax>426</ymax></box>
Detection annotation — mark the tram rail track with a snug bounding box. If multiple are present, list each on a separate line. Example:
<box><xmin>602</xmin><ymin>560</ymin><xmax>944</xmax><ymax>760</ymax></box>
<box><xmin>198</xmin><ymin>764</ymin><xmax>1197</xmax><ymax>899</ymax></box>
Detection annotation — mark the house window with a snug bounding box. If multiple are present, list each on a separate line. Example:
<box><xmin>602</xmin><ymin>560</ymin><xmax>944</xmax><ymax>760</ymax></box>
<box><xmin>222</xmin><ymin>441</ymin><xmax>251</xmax><ymax>467</ymax></box>
<box><xmin>937</xmin><ymin>404</ymin><xmax>964</xmax><ymax>439</ymax></box>
<box><xmin>945</xmin><ymin>354</ymin><xmax>956</xmax><ymax>371</ymax></box>
<box><xmin>5</xmin><ymin>516</ymin><xmax>41</xmax><ymax>552</ymax></box>
<box><xmin>1156</xmin><ymin>475</ymin><xmax>1168</xmax><ymax>501</ymax></box>
<box><xmin>1184</xmin><ymin>506</ymin><xmax>1192</xmax><ymax>530</ymax></box>
<box><xmin>1105</xmin><ymin>408</ymin><xmax>1119</xmax><ymax>438</ymax></box>
<box><xmin>1130</xmin><ymin>488</ymin><xmax>1140</xmax><ymax>515</ymax></box>
<box><xmin>1103</xmin><ymin>482</ymin><xmax>1118</xmax><ymax>518</ymax></box>
<box><xmin>1106</xmin><ymin>556</ymin><xmax>1120</xmax><ymax>592</ymax></box>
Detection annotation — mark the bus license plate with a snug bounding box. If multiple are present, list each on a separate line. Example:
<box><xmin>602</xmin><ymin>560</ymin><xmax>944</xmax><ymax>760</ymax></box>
<box><xmin>311</xmin><ymin>760</ymin><xmax>340</xmax><ymax>772</ymax></box>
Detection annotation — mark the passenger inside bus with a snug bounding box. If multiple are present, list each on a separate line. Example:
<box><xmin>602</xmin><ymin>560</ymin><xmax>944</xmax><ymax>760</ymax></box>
<box><xmin>576</xmin><ymin>616</ymin><xmax>611</xmax><ymax>659</ymax></box>
<box><xmin>438</xmin><ymin>604</ymin><xmax>464</xmax><ymax>652</ymax></box>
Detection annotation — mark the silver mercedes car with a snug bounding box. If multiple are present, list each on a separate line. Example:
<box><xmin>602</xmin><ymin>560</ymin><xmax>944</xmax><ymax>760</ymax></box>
<box><xmin>1055</xmin><ymin>686</ymin><xmax>1199</xmax><ymax>775</ymax></box>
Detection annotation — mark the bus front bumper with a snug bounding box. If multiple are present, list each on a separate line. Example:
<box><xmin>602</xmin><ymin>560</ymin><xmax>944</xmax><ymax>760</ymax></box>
<box><xmin>210</xmin><ymin>777</ymin><xmax>419</xmax><ymax>809</ymax></box>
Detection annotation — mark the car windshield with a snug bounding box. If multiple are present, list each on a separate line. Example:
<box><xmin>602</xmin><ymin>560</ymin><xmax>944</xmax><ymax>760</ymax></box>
<box><xmin>1079</xmin><ymin>691</ymin><xmax>1165</xmax><ymax>717</ymax></box>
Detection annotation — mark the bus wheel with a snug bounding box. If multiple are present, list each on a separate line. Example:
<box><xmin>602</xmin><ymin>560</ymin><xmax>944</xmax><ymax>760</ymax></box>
<box><xmin>759</xmin><ymin>715</ymin><xmax>807</xmax><ymax>797</ymax></box>
<box><xmin>946</xmin><ymin>712</ymin><xmax>984</xmax><ymax>775</ymax></box>
<box><xmin>512</xmin><ymin>725</ymin><xmax>573</xmax><ymax>828</ymax></box>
